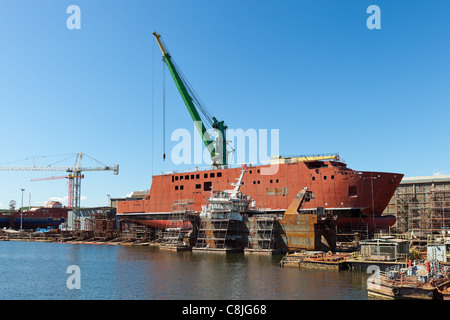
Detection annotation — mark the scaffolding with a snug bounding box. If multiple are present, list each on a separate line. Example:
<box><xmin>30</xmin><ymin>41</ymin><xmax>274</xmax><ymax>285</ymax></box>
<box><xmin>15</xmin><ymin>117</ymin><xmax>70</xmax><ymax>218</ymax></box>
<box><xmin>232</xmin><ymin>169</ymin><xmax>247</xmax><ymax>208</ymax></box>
<box><xmin>337</xmin><ymin>220</ymin><xmax>371</xmax><ymax>244</ymax></box>
<box><xmin>71</xmin><ymin>215</ymin><xmax>92</xmax><ymax>240</ymax></box>
<box><xmin>194</xmin><ymin>219</ymin><xmax>244</xmax><ymax>253</ymax></box>
<box><xmin>392</xmin><ymin>184</ymin><xmax>450</xmax><ymax>235</ymax></box>
<box><xmin>193</xmin><ymin>181</ymin><xmax>249</xmax><ymax>253</ymax></box>
<box><xmin>93</xmin><ymin>209</ymin><xmax>118</xmax><ymax>240</ymax></box>
<box><xmin>118</xmin><ymin>219</ymin><xmax>153</xmax><ymax>243</ymax></box>
<box><xmin>359</xmin><ymin>237</ymin><xmax>410</xmax><ymax>261</ymax></box>
<box><xmin>244</xmin><ymin>214</ymin><xmax>280</xmax><ymax>254</ymax></box>
<box><xmin>159</xmin><ymin>199</ymin><xmax>197</xmax><ymax>250</ymax></box>
<box><xmin>131</xmin><ymin>225</ymin><xmax>151</xmax><ymax>242</ymax></box>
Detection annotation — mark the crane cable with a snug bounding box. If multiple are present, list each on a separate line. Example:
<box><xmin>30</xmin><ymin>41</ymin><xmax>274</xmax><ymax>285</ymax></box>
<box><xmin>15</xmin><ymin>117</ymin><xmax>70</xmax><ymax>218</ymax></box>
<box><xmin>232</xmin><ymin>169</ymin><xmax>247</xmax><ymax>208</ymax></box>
<box><xmin>171</xmin><ymin>58</ymin><xmax>214</xmax><ymax>128</ymax></box>
<box><xmin>151</xmin><ymin>36</ymin><xmax>155</xmax><ymax>176</ymax></box>
<box><xmin>162</xmin><ymin>59</ymin><xmax>166</xmax><ymax>161</ymax></box>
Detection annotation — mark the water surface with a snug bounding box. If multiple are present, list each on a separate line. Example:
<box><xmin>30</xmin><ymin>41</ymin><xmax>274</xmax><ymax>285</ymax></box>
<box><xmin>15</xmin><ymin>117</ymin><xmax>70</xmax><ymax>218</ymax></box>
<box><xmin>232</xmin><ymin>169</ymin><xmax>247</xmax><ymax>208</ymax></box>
<box><xmin>0</xmin><ymin>241</ymin><xmax>371</xmax><ymax>300</ymax></box>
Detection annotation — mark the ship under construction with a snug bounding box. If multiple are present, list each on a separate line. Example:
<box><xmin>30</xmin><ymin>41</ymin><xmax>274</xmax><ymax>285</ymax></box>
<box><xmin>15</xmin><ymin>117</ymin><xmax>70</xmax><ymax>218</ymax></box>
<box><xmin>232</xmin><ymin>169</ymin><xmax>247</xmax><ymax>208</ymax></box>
<box><xmin>117</xmin><ymin>33</ymin><xmax>402</xmax><ymax>237</ymax></box>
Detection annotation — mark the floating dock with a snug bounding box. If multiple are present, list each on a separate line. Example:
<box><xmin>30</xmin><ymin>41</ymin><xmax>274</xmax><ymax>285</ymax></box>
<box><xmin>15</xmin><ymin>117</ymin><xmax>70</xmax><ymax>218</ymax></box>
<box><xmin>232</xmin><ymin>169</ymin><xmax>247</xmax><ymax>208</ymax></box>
<box><xmin>160</xmin><ymin>244</ymin><xmax>192</xmax><ymax>252</ymax></box>
<box><xmin>192</xmin><ymin>246</ymin><xmax>243</xmax><ymax>254</ymax></box>
<box><xmin>279</xmin><ymin>251</ymin><xmax>352</xmax><ymax>270</ymax></box>
<box><xmin>345</xmin><ymin>259</ymin><xmax>405</xmax><ymax>272</ymax></box>
<box><xmin>244</xmin><ymin>248</ymin><xmax>280</xmax><ymax>255</ymax></box>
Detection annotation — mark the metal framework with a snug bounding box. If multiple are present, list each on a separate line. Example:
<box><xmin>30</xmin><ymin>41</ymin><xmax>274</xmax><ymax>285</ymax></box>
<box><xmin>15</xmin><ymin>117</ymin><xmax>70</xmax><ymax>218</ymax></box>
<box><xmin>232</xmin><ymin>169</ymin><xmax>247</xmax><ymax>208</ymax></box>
<box><xmin>386</xmin><ymin>179</ymin><xmax>450</xmax><ymax>235</ymax></box>
<box><xmin>159</xmin><ymin>199</ymin><xmax>196</xmax><ymax>247</ymax></box>
<box><xmin>360</xmin><ymin>238</ymin><xmax>410</xmax><ymax>261</ymax></box>
<box><xmin>245</xmin><ymin>214</ymin><xmax>280</xmax><ymax>253</ymax></box>
<box><xmin>194</xmin><ymin>219</ymin><xmax>245</xmax><ymax>252</ymax></box>
<box><xmin>153</xmin><ymin>32</ymin><xmax>228</xmax><ymax>167</ymax></box>
<box><xmin>0</xmin><ymin>152</ymin><xmax>119</xmax><ymax>230</ymax></box>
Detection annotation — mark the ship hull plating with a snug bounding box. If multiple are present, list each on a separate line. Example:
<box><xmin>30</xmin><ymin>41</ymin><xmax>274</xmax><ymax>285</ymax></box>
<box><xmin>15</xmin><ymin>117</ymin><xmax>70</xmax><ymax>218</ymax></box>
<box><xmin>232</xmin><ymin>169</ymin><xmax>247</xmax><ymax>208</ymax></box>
<box><xmin>117</xmin><ymin>160</ymin><xmax>402</xmax><ymax>231</ymax></box>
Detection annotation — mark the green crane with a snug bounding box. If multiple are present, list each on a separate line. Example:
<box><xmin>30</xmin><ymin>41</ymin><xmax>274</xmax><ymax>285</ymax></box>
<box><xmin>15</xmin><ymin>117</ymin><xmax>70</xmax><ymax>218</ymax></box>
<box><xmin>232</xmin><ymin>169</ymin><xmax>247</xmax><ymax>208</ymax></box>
<box><xmin>153</xmin><ymin>32</ymin><xmax>228</xmax><ymax>167</ymax></box>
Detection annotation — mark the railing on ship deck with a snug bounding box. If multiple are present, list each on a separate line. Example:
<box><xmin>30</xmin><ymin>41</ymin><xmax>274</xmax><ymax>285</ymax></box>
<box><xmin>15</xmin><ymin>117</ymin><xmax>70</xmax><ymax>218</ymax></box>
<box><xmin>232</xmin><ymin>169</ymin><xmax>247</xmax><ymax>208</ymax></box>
<box><xmin>160</xmin><ymin>153</ymin><xmax>340</xmax><ymax>176</ymax></box>
<box><xmin>374</xmin><ymin>265</ymin><xmax>424</xmax><ymax>287</ymax></box>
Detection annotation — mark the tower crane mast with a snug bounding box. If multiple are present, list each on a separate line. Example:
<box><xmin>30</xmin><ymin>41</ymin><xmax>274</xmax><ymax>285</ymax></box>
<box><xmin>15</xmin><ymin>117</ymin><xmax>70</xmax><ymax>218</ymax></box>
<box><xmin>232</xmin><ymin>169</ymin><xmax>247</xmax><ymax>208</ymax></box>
<box><xmin>30</xmin><ymin>174</ymin><xmax>83</xmax><ymax>208</ymax></box>
<box><xmin>0</xmin><ymin>152</ymin><xmax>118</xmax><ymax>212</ymax></box>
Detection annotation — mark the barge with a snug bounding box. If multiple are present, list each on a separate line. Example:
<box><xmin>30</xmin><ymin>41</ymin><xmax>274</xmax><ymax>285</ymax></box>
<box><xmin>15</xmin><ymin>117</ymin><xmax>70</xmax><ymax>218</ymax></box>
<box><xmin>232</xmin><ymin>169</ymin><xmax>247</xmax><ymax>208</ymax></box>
<box><xmin>366</xmin><ymin>260</ymin><xmax>450</xmax><ymax>299</ymax></box>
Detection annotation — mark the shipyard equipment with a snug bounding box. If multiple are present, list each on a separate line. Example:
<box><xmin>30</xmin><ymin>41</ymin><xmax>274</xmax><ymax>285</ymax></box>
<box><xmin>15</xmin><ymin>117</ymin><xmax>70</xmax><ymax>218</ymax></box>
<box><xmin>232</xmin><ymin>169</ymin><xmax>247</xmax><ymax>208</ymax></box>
<box><xmin>153</xmin><ymin>32</ymin><xmax>228</xmax><ymax>167</ymax></box>
<box><xmin>280</xmin><ymin>187</ymin><xmax>337</xmax><ymax>251</ymax></box>
<box><xmin>30</xmin><ymin>174</ymin><xmax>83</xmax><ymax>208</ymax></box>
<box><xmin>116</xmin><ymin>34</ymin><xmax>403</xmax><ymax>238</ymax></box>
<box><xmin>0</xmin><ymin>152</ymin><xmax>118</xmax><ymax>228</ymax></box>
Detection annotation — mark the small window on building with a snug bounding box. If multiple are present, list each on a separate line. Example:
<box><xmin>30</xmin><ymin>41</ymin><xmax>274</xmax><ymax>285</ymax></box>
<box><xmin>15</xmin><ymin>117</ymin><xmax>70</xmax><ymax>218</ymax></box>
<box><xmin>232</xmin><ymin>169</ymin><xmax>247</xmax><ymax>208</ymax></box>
<box><xmin>191</xmin><ymin>174</ymin><xmax>194</xmax><ymax>179</ymax></box>
<box><xmin>217</xmin><ymin>172</ymin><xmax>222</xmax><ymax>178</ymax></box>
<box><xmin>172</xmin><ymin>176</ymin><xmax>175</xmax><ymax>182</ymax></box>
<box><xmin>196</xmin><ymin>174</ymin><xmax>200</xmax><ymax>179</ymax></box>
<box><xmin>250</xmin><ymin>170</ymin><xmax>252</xmax><ymax>174</ymax></box>
<box><xmin>349</xmin><ymin>186</ymin><xmax>358</xmax><ymax>197</ymax></box>
<box><xmin>331</xmin><ymin>175</ymin><xmax>334</xmax><ymax>179</ymax></box>
<box><xmin>204</xmin><ymin>173</ymin><xmax>208</xmax><ymax>178</ymax></box>
<box><xmin>204</xmin><ymin>181</ymin><xmax>212</xmax><ymax>191</ymax></box>
<box><xmin>253</xmin><ymin>181</ymin><xmax>256</xmax><ymax>184</ymax></box>
<box><xmin>276</xmin><ymin>179</ymin><xmax>279</xmax><ymax>183</ymax></box>
<box><xmin>180</xmin><ymin>185</ymin><xmax>184</xmax><ymax>190</ymax></box>
<box><xmin>180</xmin><ymin>176</ymin><xmax>183</xmax><ymax>180</ymax></box>
<box><xmin>257</xmin><ymin>181</ymin><xmax>260</xmax><ymax>184</ymax></box>
<box><xmin>210</xmin><ymin>173</ymin><xmax>215</xmax><ymax>178</ymax></box>
<box><xmin>196</xmin><ymin>184</ymin><xmax>201</xmax><ymax>189</ymax></box>
<box><xmin>324</xmin><ymin>176</ymin><xmax>327</xmax><ymax>180</ymax></box>
<box><xmin>312</xmin><ymin>177</ymin><xmax>316</xmax><ymax>181</ymax></box>
<box><xmin>175</xmin><ymin>186</ymin><xmax>179</xmax><ymax>190</ymax></box>
<box><xmin>270</xmin><ymin>179</ymin><xmax>273</xmax><ymax>183</ymax></box>
<box><xmin>175</xmin><ymin>176</ymin><xmax>179</xmax><ymax>181</ymax></box>
<box><xmin>257</xmin><ymin>169</ymin><xmax>260</xmax><ymax>173</ymax></box>
<box><xmin>185</xmin><ymin>175</ymin><xmax>189</xmax><ymax>180</ymax></box>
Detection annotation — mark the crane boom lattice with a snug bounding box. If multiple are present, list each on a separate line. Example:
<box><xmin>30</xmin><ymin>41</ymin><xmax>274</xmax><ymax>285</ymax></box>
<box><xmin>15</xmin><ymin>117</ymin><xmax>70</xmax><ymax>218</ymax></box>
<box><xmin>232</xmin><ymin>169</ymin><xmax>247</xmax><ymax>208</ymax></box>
<box><xmin>0</xmin><ymin>152</ymin><xmax>119</xmax><ymax>229</ymax></box>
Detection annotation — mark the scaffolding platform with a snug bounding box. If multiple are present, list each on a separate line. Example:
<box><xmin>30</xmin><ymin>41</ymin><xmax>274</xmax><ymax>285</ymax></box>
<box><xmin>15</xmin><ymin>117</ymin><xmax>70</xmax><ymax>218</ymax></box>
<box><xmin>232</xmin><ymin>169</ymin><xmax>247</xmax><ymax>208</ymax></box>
<box><xmin>244</xmin><ymin>214</ymin><xmax>281</xmax><ymax>255</ymax></box>
<box><xmin>158</xmin><ymin>199</ymin><xmax>198</xmax><ymax>249</ymax></box>
<box><xmin>194</xmin><ymin>219</ymin><xmax>245</xmax><ymax>254</ymax></box>
<box><xmin>387</xmin><ymin>178</ymin><xmax>450</xmax><ymax>236</ymax></box>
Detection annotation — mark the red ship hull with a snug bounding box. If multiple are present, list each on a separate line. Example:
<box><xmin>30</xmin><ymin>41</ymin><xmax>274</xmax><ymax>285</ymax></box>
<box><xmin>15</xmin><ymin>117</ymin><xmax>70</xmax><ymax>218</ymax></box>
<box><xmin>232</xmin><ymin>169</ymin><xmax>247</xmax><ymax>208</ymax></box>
<box><xmin>117</xmin><ymin>160</ymin><xmax>402</xmax><ymax>231</ymax></box>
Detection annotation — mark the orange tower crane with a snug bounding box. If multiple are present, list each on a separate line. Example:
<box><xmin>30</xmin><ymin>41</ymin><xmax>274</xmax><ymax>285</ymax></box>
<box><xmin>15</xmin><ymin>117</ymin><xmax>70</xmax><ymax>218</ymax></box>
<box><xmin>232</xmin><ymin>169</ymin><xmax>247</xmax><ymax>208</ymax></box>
<box><xmin>30</xmin><ymin>174</ymin><xmax>84</xmax><ymax>208</ymax></box>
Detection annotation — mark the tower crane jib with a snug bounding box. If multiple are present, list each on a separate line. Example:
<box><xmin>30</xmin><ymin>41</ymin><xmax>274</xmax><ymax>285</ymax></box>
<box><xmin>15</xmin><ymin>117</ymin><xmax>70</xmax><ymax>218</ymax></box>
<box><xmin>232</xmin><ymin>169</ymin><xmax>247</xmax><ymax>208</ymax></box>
<box><xmin>0</xmin><ymin>153</ymin><xmax>119</xmax><ymax>210</ymax></box>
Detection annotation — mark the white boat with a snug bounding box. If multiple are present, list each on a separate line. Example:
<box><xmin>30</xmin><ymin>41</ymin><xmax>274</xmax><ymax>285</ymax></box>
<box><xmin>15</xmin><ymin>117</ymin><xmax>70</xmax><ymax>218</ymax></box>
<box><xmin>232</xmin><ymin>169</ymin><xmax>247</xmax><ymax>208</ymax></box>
<box><xmin>199</xmin><ymin>167</ymin><xmax>252</xmax><ymax>221</ymax></box>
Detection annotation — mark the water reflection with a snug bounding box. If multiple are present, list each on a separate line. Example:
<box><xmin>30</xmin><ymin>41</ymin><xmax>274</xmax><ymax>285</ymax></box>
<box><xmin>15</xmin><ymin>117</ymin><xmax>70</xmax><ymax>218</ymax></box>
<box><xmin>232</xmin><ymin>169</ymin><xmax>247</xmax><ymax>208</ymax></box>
<box><xmin>114</xmin><ymin>248</ymin><xmax>370</xmax><ymax>300</ymax></box>
<box><xmin>0</xmin><ymin>242</ymin><xmax>371</xmax><ymax>300</ymax></box>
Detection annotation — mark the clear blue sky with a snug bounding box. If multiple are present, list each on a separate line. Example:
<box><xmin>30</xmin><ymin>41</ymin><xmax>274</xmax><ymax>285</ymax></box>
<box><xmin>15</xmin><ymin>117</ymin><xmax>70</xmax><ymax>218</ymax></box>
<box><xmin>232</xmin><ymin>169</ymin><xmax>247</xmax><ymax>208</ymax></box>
<box><xmin>0</xmin><ymin>0</ymin><xmax>449</xmax><ymax>208</ymax></box>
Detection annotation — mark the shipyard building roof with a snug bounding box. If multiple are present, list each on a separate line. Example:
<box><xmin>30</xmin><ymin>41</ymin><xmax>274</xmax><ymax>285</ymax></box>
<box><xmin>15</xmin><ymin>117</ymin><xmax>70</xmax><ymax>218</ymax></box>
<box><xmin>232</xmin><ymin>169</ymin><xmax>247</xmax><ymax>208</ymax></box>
<box><xmin>400</xmin><ymin>175</ymin><xmax>450</xmax><ymax>185</ymax></box>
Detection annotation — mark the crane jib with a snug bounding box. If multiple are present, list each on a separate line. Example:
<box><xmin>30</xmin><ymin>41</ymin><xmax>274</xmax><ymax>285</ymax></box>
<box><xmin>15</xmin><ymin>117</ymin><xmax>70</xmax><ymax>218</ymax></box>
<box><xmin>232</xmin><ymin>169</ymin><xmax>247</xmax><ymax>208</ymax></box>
<box><xmin>153</xmin><ymin>32</ymin><xmax>228</xmax><ymax>166</ymax></box>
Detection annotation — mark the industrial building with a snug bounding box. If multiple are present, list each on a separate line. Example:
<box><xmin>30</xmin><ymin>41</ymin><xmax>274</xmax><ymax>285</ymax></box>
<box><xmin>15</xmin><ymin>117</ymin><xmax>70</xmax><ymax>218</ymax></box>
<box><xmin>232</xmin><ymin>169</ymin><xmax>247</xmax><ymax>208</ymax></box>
<box><xmin>383</xmin><ymin>175</ymin><xmax>450</xmax><ymax>235</ymax></box>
